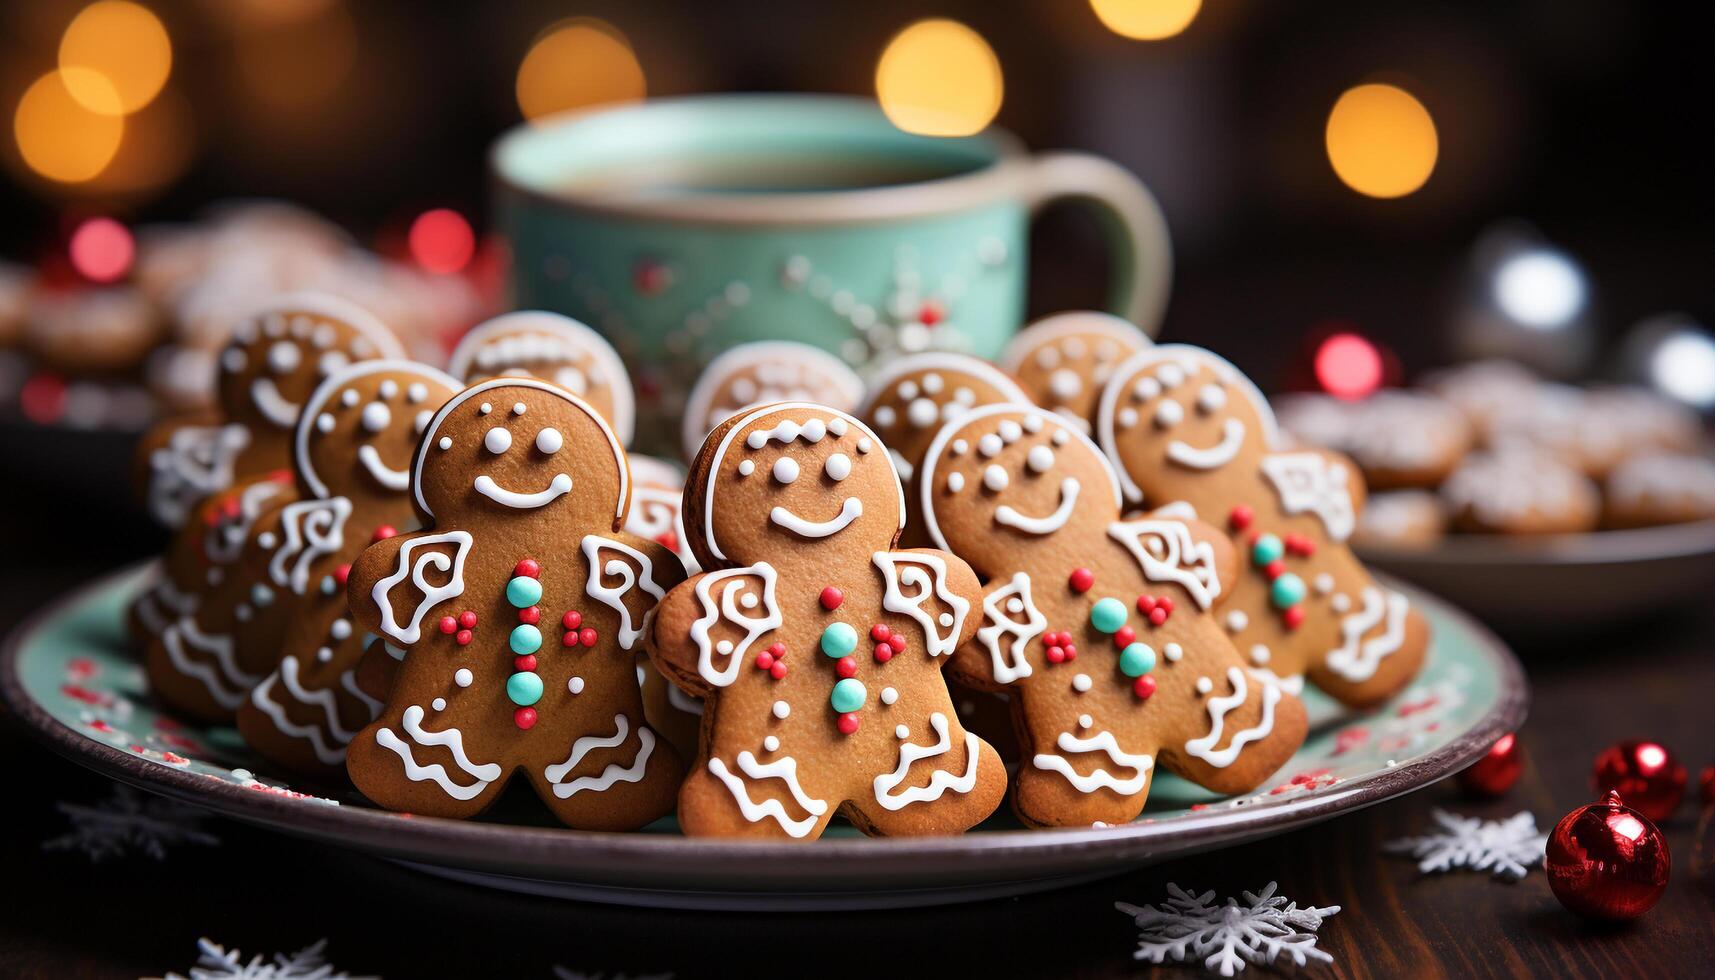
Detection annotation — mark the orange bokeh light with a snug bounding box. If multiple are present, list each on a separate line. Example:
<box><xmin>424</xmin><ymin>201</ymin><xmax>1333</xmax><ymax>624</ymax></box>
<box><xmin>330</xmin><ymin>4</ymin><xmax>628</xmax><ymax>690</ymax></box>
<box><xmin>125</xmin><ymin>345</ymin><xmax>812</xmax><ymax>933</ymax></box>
<box><xmin>875</xmin><ymin>19</ymin><xmax>1003</xmax><ymax>137</ymax></box>
<box><xmin>59</xmin><ymin>1</ymin><xmax>173</xmax><ymax>114</ymax></box>
<box><xmin>14</xmin><ymin>69</ymin><xmax>126</xmax><ymax>183</ymax></box>
<box><xmin>515</xmin><ymin>18</ymin><xmax>645</xmax><ymax>123</ymax></box>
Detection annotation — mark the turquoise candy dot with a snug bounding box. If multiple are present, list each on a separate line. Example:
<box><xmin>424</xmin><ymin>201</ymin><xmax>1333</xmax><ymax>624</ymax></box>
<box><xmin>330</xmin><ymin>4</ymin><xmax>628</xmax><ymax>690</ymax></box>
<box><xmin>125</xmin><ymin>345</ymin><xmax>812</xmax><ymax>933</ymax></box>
<box><xmin>507</xmin><ymin>671</ymin><xmax>543</xmax><ymax>706</ymax></box>
<box><xmin>1090</xmin><ymin>597</ymin><xmax>1128</xmax><ymax>634</ymax></box>
<box><xmin>506</xmin><ymin>575</ymin><xmax>543</xmax><ymax>608</ymax></box>
<box><xmin>1119</xmin><ymin>642</ymin><xmax>1157</xmax><ymax>678</ymax></box>
<box><xmin>820</xmin><ymin>621</ymin><xmax>859</xmax><ymax>658</ymax></box>
<box><xmin>1252</xmin><ymin>534</ymin><xmax>1285</xmax><ymax>566</ymax></box>
<box><xmin>830</xmin><ymin>677</ymin><xmax>867</xmax><ymax>713</ymax></box>
<box><xmin>510</xmin><ymin>623</ymin><xmax>543</xmax><ymax>655</ymax></box>
<box><xmin>1271</xmin><ymin>572</ymin><xmax>1307</xmax><ymax>609</ymax></box>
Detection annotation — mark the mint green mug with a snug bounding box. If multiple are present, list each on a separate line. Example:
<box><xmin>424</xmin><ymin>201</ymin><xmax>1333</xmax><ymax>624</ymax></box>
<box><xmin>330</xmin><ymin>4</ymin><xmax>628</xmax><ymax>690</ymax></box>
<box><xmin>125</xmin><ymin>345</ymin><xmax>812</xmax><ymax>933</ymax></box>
<box><xmin>493</xmin><ymin>94</ymin><xmax>1170</xmax><ymax>449</ymax></box>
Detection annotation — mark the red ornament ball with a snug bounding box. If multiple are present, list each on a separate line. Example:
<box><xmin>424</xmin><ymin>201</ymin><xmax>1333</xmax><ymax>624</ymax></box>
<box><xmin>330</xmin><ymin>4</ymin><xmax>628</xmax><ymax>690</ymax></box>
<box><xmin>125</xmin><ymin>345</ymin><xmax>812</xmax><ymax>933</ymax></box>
<box><xmin>1546</xmin><ymin>791</ymin><xmax>1671</xmax><ymax>921</ymax></box>
<box><xmin>820</xmin><ymin>587</ymin><xmax>844</xmax><ymax>610</ymax></box>
<box><xmin>755</xmin><ymin>651</ymin><xmax>775</xmax><ymax>670</ymax></box>
<box><xmin>1458</xmin><ymin>732</ymin><xmax>1523</xmax><ymax>796</ymax></box>
<box><xmin>1592</xmin><ymin>740</ymin><xmax>1687</xmax><ymax>822</ymax></box>
<box><xmin>1068</xmin><ymin>568</ymin><xmax>1094</xmax><ymax>593</ymax></box>
<box><xmin>1113</xmin><ymin>625</ymin><xmax>1136</xmax><ymax>648</ymax></box>
<box><xmin>887</xmin><ymin>633</ymin><xmax>905</xmax><ymax>652</ymax></box>
<box><xmin>836</xmin><ymin>712</ymin><xmax>860</xmax><ymax>735</ymax></box>
<box><xmin>514</xmin><ymin>707</ymin><xmax>538</xmax><ymax>730</ymax></box>
<box><xmin>1062</xmin><ymin>643</ymin><xmax>1078</xmax><ymax>661</ymax></box>
<box><xmin>768</xmin><ymin>642</ymin><xmax>786</xmax><ymax>658</ymax></box>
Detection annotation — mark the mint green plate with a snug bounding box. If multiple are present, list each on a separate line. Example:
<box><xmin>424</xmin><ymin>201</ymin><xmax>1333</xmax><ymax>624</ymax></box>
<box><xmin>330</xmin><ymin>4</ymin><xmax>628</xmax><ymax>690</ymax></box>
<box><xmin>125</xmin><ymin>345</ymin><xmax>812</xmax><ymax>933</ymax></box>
<box><xmin>2</xmin><ymin>564</ymin><xmax>1525</xmax><ymax>910</ymax></box>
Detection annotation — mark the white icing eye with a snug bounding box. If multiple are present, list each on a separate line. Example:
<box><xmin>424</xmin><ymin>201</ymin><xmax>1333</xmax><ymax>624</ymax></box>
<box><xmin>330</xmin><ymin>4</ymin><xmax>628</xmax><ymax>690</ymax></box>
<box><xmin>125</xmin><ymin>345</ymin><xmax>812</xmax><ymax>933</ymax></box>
<box><xmin>898</xmin><ymin>380</ymin><xmax>920</xmax><ymax>400</ymax></box>
<box><xmin>1157</xmin><ymin>364</ymin><xmax>1186</xmax><ymax>387</ymax></box>
<box><xmin>479</xmin><ymin>402</ymin><xmax>493</xmax><ymax>415</ymax></box>
<box><xmin>407</xmin><ymin>383</ymin><xmax>428</xmax><ymax>403</ymax></box>
<box><xmin>999</xmin><ymin>420</ymin><xmax>1023</xmax><ymax>442</ymax></box>
<box><xmin>267</xmin><ymin>341</ymin><xmax>301</xmax><ymax>373</ymax></box>
<box><xmin>1118</xmin><ymin>407</ymin><xmax>1139</xmax><ymax>428</ymax></box>
<box><xmin>950</xmin><ymin>439</ymin><xmax>968</xmax><ymax>455</ymax></box>
<box><xmin>1035</xmin><ymin>347</ymin><xmax>1060</xmax><ymax>369</ymax></box>
<box><xmin>316</xmin><ymin>413</ymin><xmax>336</xmax><ymax>433</ymax></box>
<box><xmin>874</xmin><ymin>405</ymin><xmax>897</xmax><ymax>427</ymax></box>
<box><xmin>1197</xmin><ymin>384</ymin><xmax>1228</xmax><ymax>413</ymax></box>
<box><xmin>907</xmin><ymin>398</ymin><xmax>938</xmax><ymax>428</ymax></box>
<box><xmin>946</xmin><ymin>471</ymin><xmax>966</xmax><ymax>493</ymax></box>
<box><xmin>484</xmin><ymin>426</ymin><xmax>512</xmax><ymax>454</ymax></box>
<box><xmin>825</xmin><ymin>453</ymin><xmax>852</xmax><ymax>481</ymax></box>
<box><xmin>978</xmin><ymin>434</ymin><xmax>1003</xmax><ymax>457</ymax></box>
<box><xmin>954</xmin><ymin>387</ymin><xmax>976</xmax><ymax>406</ymax></box>
<box><xmin>922</xmin><ymin>373</ymin><xmax>944</xmax><ymax>394</ymax></box>
<box><xmin>737</xmin><ymin>459</ymin><xmax>755</xmax><ymax>476</ymax></box>
<box><xmin>1064</xmin><ymin>338</ymin><xmax>1087</xmax><ymax>358</ymax></box>
<box><xmin>983</xmin><ymin>464</ymin><xmax>1009</xmax><ymax>491</ymax></box>
<box><xmin>379</xmin><ymin>380</ymin><xmax>399</xmax><ymax>399</ymax></box>
<box><xmin>536</xmin><ymin>426</ymin><xmax>563</xmax><ymax>453</ymax></box>
<box><xmin>1132</xmin><ymin>377</ymin><xmax>1161</xmax><ymax>401</ymax></box>
<box><xmin>318</xmin><ymin>351</ymin><xmax>348</xmax><ymax>377</ymax></box>
<box><xmin>1155</xmin><ymin>400</ymin><xmax>1184</xmax><ymax>428</ymax></box>
<box><xmin>340</xmin><ymin>388</ymin><xmax>360</xmax><ymax>407</ymax></box>
<box><xmin>1027</xmin><ymin>445</ymin><xmax>1055</xmax><ymax>473</ymax></box>
<box><xmin>415</xmin><ymin>410</ymin><xmax>432</xmax><ymax>433</ymax></box>
<box><xmin>732</xmin><ymin>378</ymin><xmax>757</xmax><ymax>402</ymax></box>
<box><xmin>773</xmin><ymin>457</ymin><xmax>800</xmax><ymax>484</ymax></box>
<box><xmin>361</xmin><ymin>402</ymin><xmax>391</xmax><ymax>433</ymax></box>
<box><xmin>221</xmin><ymin>348</ymin><xmax>246</xmax><ymax>372</ymax></box>
<box><xmin>1049</xmin><ymin>369</ymin><xmax>1081</xmax><ymax>400</ymax></box>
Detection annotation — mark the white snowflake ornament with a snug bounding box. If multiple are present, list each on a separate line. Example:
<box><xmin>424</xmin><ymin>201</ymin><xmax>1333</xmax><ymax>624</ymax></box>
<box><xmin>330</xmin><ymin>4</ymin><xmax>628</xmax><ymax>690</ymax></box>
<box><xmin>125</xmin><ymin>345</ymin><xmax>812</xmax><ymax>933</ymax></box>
<box><xmin>43</xmin><ymin>785</ymin><xmax>219</xmax><ymax>862</ymax></box>
<box><xmin>1115</xmin><ymin>882</ymin><xmax>1341</xmax><ymax>976</ymax></box>
<box><xmin>152</xmin><ymin>937</ymin><xmax>373</xmax><ymax>980</ymax></box>
<box><xmin>1384</xmin><ymin>809</ymin><xmax>1546</xmax><ymax>880</ymax></box>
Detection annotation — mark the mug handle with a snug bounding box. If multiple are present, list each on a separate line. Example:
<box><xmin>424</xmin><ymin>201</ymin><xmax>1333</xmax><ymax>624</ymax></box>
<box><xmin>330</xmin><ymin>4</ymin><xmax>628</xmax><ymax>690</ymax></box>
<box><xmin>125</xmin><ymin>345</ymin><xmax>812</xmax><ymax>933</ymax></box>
<box><xmin>1024</xmin><ymin>151</ymin><xmax>1174</xmax><ymax>336</ymax></box>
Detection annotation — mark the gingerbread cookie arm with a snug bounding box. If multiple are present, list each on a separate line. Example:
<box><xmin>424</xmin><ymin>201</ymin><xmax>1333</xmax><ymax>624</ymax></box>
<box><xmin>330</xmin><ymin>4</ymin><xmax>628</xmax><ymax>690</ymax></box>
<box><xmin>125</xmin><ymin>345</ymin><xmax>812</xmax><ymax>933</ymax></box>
<box><xmin>347</xmin><ymin>529</ymin><xmax>472</xmax><ymax>645</ymax></box>
<box><xmin>645</xmin><ymin>564</ymin><xmax>782</xmax><ymax>699</ymax></box>
<box><xmin>949</xmin><ymin>573</ymin><xmax>1048</xmax><ymax>692</ymax></box>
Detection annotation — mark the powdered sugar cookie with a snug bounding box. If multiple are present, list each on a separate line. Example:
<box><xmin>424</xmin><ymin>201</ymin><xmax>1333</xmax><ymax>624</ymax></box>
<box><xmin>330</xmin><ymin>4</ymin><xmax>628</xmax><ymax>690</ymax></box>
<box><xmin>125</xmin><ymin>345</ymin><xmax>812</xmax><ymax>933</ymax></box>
<box><xmin>1603</xmin><ymin>453</ymin><xmax>1715</xmax><ymax>529</ymax></box>
<box><xmin>648</xmin><ymin>403</ymin><xmax>1005</xmax><ymax>838</ymax></box>
<box><xmin>447</xmin><ymin>311</ymin><xmax>634</xmax><ymax>446</ymax></box>
<box><xmin>234</xmin><ymin>361</ymin><xmax>461</xmax><ymax>775</ymax></box>
<box><xmin>1097</xmin><ymin>344</ymin><xmax>1429</xmax><ymax>708</ymax></box>
<box><xmin>1441</xmin><ymin>450</ymin><xmax>1599</xmax><ymax>535</ymax></box>
<box><xmin>679</xmin><ymin>341</ymin><xmax>864</xmax><ymax>462</ymax></box>
<box><xmin>346</xmin><ymin>379</ymin><xmax>684</xmax><ymax>827</ymax></box>
<box><xmin>1421</xmin><ymin>359</ymin><xmax>1541</xmax><ymax>439</ymax></box>
<box><xmin>1001</xmin><ymin>311</ymin><xmax>1151</xmax><ymax>431</ymax></box>
<box><xmin>1276</xmin><ymin>391</ymin><xmax>1473</xmax><ymax>489</ymax></box>
<box><xmin>1352</xmin><ymin>490</ymin><xmax>1447</xmax><ymax>550</ymax></box>
<box><xmin>921</xmin><ymin>404</ymin><xmax>1306</xmax><ymax>826</ymax></box>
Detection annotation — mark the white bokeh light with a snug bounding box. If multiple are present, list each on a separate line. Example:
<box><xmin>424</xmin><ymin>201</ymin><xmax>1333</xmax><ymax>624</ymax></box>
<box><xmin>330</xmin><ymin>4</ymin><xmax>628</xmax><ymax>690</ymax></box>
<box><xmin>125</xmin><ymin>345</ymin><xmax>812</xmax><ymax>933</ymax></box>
<box><xmin>1649</xmin><ymin>328</ymin><xmax>1715</xmax><ymax>408</ymax></box>
<box><xmin>1492</xmin><ymin>249</ymin><xmax>1587</xmax><ymax>329</ymax></box>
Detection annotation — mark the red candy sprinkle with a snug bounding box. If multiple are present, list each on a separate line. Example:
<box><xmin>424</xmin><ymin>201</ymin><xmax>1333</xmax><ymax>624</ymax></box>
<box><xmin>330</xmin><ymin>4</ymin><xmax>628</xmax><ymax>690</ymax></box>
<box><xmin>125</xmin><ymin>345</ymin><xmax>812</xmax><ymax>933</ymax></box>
<box><xmin>870</xmin><ymin>624</ymin><xmax>891</xmax><ymax>642</ymax></box>
<box><xmin>514</xmin><ymin>655</ymin><xmax>537</xmax><ymax>672</ymax></box>
<box><xmin>515</xmin><ymin>558</ymin><xmax>540</xmax><ymax>579</ymax></box>
<box><xmin>873</xmin><ymin>644</ymin><xmax>893</xmax><ymax>663</ymax></box>
<box><xmin>562</xmin><ymin>610</ymin><xmax>583</xmax><ymax>630</ymax></box>
<box><xmin>1047</xmin><ymin>645</ymin><xmax>1066</xmax><ymax>664</ymax></box>
<box><xmin>1113</xmin><ymin>625</ymin><xmax>1136</xmax><ymax>648</ymax></box>
<box><xmin>836</xmin><ymin>656</ymin><xmax>857</xmax><ymax>679</ymax></box>
<box><xmin>1229</xmin><ymin>505</ymin><xmax>1254</xmax><ymax>531</ymax></box>
<box><xmin>334</xmin><ymin>564</ymin><xmax>351</xmax><ymax>586</ymax></box>
<box><xmin>887</xmin><ymin>633</ymin><xmax>905</xmax><ymax>652</ymax></box>
<box><xmin>770</xmin><ymin>661</ymin><xmax>788</xmax><ymax>680</ymax></box>
<box><xmin>1063</xmin><ymin>643</ymin><xmax>1078</xmax><ymax>661</ymax></box>
<box><xmin>1157</xmin><ymin>597</ymin><xmax>1174</xmax><ymax>614</ymax></box>
<box><xmin>514</xmin><ymin>708</ymin><xmax>538</xmax><ymax>730</ymax></box>
<box><xmin>456</xmin><ymin>629</ymin><xmax>473</xmax><ymax>646</ymax></box>
<box><xmin>1133</xmin><ymin>676</ymin><xmax>1157</xmax><ymax>699</ymax></box>
<box><xmin>579</xmin><ymin>628</ymin><xmax>598</xmax><ymax>647</ymax></box>
<box><xmin>1284</xmin><ymin>534</ymin><xmax>1315</xmax><ymax>557</ymax></box>
<box><xmin>458</xmin><ymin>611</ymin><xmax>478</xmax><ymax>629</ymax></box>
<box><xmin>837</xmin><ymin>712</ymin><xmax>860</xmax><ymax>735</ymax></box>
<box><xmin>372</xmin><ymin>525</ymin><xmax>398</xmax><ymax>543</ymax></box>
<box><xmin>438</xmin><ymin>616</ymin><xmax>457</xmax><ymax>635</ymax></box>
<box><xmin>1068</xmin><ymin>568</ymin><xmax>1095</xmax><ymax>593</ymax></box>
<box><xmin>561</xmin><ymin>632</ymin><xmax>578</xmax><ymax>647</ymax></box>
<box><xmin>1264</xmin><ymin>559</ymin><xmax>1286</xmax><ymax>579</ymax></box>
<box><xmin>1136</xmin><ymin>595</ymin><xmax>1157</xmax><ymax>614</ymax></box>
<box><xmin>1283</xmin><ymin>606</ymin><xmax>1306</xmax><ymax>629</ymax></box>
<box><xmin>820</xmin><ymin>587</ymin><xmax>844</xmax><ymax>610</ymax></box>
<box><xmin>655</xmin><ymin>530</ymin><xmax>679</xmax><ymax>552</ymax></box>
<box><xmin>1148</xmin><ymin>608</ymin><xmax>1168</xmax><ymax>626</ymax></box>
<box><xmin>756</xmin><ymin>651</ymin><xmax>776</xmax><ymax>670</ymax></box>
<box><xmin>768</xmin><ymin>641</ymin><xmax>786</xmax><ymax>658</ymax></box>
<box><xmin>518</xmin><ymin>606</ymin><xmax>541</xmax><ymax>625</ymax></box>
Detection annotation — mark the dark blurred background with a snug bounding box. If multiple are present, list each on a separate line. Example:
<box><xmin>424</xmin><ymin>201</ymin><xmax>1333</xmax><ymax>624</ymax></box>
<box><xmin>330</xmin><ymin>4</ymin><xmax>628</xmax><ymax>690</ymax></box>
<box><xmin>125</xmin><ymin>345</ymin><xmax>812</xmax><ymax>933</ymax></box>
<box><xmin>4</xmin><ymin>0</ymin><xmax>1714</xmax><ymax>389</ymax></box>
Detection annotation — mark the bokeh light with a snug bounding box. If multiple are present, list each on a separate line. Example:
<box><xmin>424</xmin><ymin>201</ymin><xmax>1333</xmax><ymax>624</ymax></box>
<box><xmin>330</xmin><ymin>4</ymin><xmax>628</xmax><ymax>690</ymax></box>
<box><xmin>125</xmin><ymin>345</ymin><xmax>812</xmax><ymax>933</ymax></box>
<box><xmin>409</xmin><ymin>209</ymin><xmax>475</xmax><ymax>275</ymax></box>
<box><xmin>1649</xmin><ymin>327</ymin><xmax>1715</xmax><ymax>409</ymax></box>
<box><xmin>14</xmin><ymin>70</ymin><xmax>126</xmax><ymax>183</ymax></box>
<box><xmin>69</xmin><ymin>217</ymin><xmax>135</xmax><ymax>282</ymax></box>
<box><xmin>1492</xmin><ymin>248</ymin><xmax>1586</xmax><ymax>329</ymax></box>
<box><xmin>1325</xmin><ymin>83</ymin><xmax>1438</xmax><ymax>199</ymax></box>
<box><xmin>1314</xmin><ymin>332</ymin><xmax>1383</xmax><ymax>400</ymax></box>
<box><xmin>515</xmin><ymin>18</ymin><xmax>645</xmax><ymax>123</ymax></box>
<box><xmin>1090</xmin><ymin>0</ymin><xmax>1202</xmax><ymax>41</ymax></box>
<box><xmin>58</xmin><ymin>1</ymin><xmax>173</xmax><ymax>114</ymax></box>
<box><xmin>875</xmin><ymin>19</ymin><xmax>1003</xmax><ymax>137</ymax></box>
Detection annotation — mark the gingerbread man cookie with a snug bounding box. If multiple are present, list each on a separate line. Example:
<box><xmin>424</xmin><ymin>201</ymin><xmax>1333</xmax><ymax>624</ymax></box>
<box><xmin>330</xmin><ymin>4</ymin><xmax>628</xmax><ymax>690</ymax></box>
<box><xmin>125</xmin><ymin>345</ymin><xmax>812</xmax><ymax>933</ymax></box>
<box><xmin>447</xmin><ymin>311</ymin><xmax>635</xmax><ymax>446</ymax></box>
<box><xmin>1096</xmin><ymin>345</ymin><xmax>1428</xmax><ymax>708</ymax></box>
<box><xmin>345</xmin><ymin>379</ymin><xmax>684</xmax><ymax>828</ymax></box>
<box><xmin>679</xmin><ymin>341</ymin><xmax>864</xmax><ymax>462</ymax></box>
<box><xmin>234</xmin><ymin>361</ymin><xmax>461</xmax><ymax>775</ymax></box>
<box><xmin>1000</xmin><ymin>311</ymin><xmax>1152</xmax><ymax>432</ymax></box>
<box><xmin>647</xmin><ymin>402</ymin><xmax>1006</xmax><ymax>839</ymax></box>
<box><xmin>131</xmin><ymin>294</ymin><xmax>402</xmax><ymax>633</ymax></box>
<box><xmin>919</xmin><ymin>404</ymin><xmax>1306</xmax><ymax>826</ymax></box>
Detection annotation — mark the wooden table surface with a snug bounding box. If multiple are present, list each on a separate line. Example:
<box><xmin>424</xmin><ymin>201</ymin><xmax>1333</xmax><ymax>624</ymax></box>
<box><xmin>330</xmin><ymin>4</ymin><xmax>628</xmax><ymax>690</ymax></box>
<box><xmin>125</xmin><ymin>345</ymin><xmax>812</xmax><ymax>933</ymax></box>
<box><xmin>1</xmin><ymin>490</ymin><xmax>1712</xmax><ymax>979</ymax></box>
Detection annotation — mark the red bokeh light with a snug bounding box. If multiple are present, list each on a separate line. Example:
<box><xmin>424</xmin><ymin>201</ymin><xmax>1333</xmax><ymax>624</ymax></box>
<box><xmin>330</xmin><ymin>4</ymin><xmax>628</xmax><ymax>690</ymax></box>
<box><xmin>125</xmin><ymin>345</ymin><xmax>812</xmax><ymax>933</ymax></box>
<box><xmin>408</xmin><ymin>208</ymin><xmax>475</xmax><ymax>275</ymax></box>
<box><xmin>1314</xmin><ymin>332</ymin><xmax>1383</xmax><ymax>400</ymax></box>
<box><xmin>68</xmin><ymin>217</ymin><xmax>134</xmax><ymax>284</ymax></box>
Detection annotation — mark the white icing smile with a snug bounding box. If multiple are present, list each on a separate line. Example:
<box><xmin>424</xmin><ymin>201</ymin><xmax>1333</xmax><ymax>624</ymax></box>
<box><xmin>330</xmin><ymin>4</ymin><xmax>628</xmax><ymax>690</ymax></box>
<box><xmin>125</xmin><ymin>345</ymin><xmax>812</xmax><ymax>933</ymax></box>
<box><xmin>1167</xmin><ymin>418</ymin><xmax>1245</xmax><ymax>469</ymax></box>
<box><xmin>358</xmin><ymin>445</ymin><xmax>410</xmax><ymax>490</ymax></box>
<box><xmin>769</xmin><ymin>497</ymin><xmax>862</xmax><ymax>538</ymax></box>
<box><xmin>252</xmin><ymin>378</ymin><xmax>299</xmax><ymax>428</ymax></box>
<box><xmin>474</xmin><ymin>472</ymin><xmax>572</xmax><ymax>509</ymax></box>
<box><xmin>994</xmin><ymin>477</ymin><xmax>1079</xmax><ymax>534</ymax></box>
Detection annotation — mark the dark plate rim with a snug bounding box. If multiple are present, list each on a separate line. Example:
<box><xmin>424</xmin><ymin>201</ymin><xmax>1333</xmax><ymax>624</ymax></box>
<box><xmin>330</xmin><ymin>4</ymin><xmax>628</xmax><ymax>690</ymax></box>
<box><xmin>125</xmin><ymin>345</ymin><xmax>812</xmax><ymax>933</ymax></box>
<box><xmin>1</xmin><ymin>562</ymin><xmax>1528</xmax><ymax>880</ymax></box>
<box><xmin>1358</xmin><ymin>517</ymin><xmax>1715</xmax><ymax>568</ymax></box>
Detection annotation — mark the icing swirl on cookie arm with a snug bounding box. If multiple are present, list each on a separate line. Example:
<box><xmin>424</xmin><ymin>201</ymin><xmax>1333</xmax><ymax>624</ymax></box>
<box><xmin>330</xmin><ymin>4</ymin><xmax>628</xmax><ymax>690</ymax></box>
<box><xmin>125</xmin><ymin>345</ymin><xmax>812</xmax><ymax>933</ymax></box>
<box><xmin>873</xmin><ymin>551</ymin><xmax>971</xmax><ymax>658</ymax></box>
<box><xmin>366</xmin><ymin>531</ymin><xmax>472</xmax><ymax>644</ymax></box>
<box><xmin>685</xmin><ymin>563</ymin><xmax>782</xmax><ymax>687</ymax></box>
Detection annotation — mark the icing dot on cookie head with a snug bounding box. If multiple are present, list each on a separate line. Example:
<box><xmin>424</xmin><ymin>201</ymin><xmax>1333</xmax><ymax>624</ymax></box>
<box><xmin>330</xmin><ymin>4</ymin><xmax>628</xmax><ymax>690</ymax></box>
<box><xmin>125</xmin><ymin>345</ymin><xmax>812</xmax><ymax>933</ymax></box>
<box><xmin>1154</xmin><ymin>400</ymin><xmax>1184</xmax><ymax>427</ymax></box>
<box><xmin>1197</xmin><ymin>384</ymin><xmax>1227</xmax><ymax>413</ymax></box>
<box><xmin>513</xmin><ymin>402</ymin><xmax>527</xmax><ymax>416</ymax></box>
<box><xmin>978</xmin><ymin>434</ymin><xmax>1004</xmax><ymax>457</ymax></box>
<box><xmin>895</xmin><ymin>725</ymin><xmax>910</xmax><ymax>740</ymax></box>
<box><xmin>983</xmin><ymin>464</ymin><xmax>1009</xmax><ymax>491</ymax></box>
<box><xmin>1026</xmin><ymin>445</ymin><xmax>1055</xmax><ymax>473</ymax></box>
<box><xmin>341</xmin><ymin>388</ymin><xmax>361</xmax><ymax>408</ymax></box>
<box><xmin>361</xmin><ymin>402</ymin><xmax>391</xmax><ymax>433</ymax></box>
<box><xmin>737</xmin><ymin>459</ymin><xmax>755</xmax><ymax>476</ymax></box>
<box><xmin>535</xmin><ymin>426</ymin><xmax>563</xmax><ymax>453</ymax></box>
<box><xmin>946</xmin><ymin>472</ymin><xmax>965</xmax><ymax>493</ymax></box>
<box><xmin>316</xmin><ymin>413</ymin><xmax>335</xmax><ymax>433</ymax></box>
<box><xmin>907</xmin><ymin>398</ymin><xmax>938</xmax><ymax>428</ymax></box>
<box><xmin>479</xmin><ymin>402</ymin><xmax>492</xmax><ymax>415</ymax></box>
<box><xmin>484</xmin><ymin>426</ymin><xmax>512</xmax><ymax>454</ymax></box>
<box><xmin>772</xmin><ymin>457</ymin><xmax>800</xmax><ymax>484</ymax></box>
<box><xmin>438</xmin><ymin>437</ymin><xmax>453</xmax><ymax>450</ymax></box>
<box><xmin>407</xmin><ymin>382</ymin><xmax>428</xmax><ymax>403</ymax></box>
<box><xmin>824</xmin><ymin>453</ymin><xmax>852</xmax><ymax>481</ymax></box>
<box><xmin>268</xmin><ymin>341</ymin><xmax>301</xmax><ymax>373</ymax></box>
